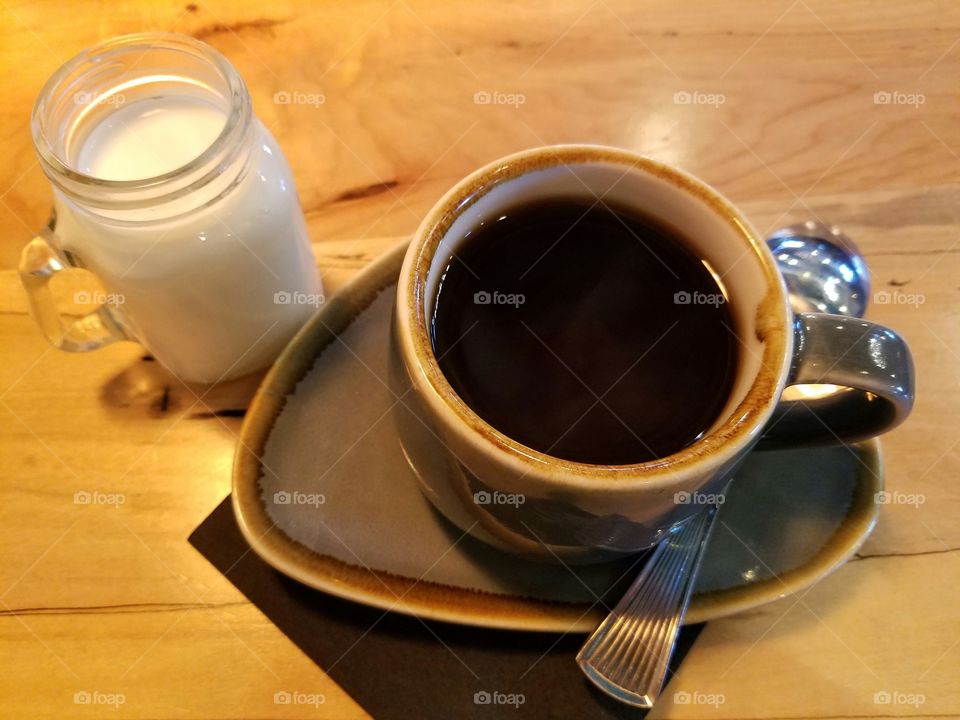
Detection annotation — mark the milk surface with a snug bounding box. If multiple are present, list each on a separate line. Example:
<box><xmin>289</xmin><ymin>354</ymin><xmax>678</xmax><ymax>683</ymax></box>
<box><xmin>75</xmin><ymin>96</ymin><xmax>226</xmax><ymax>180</ymax></box>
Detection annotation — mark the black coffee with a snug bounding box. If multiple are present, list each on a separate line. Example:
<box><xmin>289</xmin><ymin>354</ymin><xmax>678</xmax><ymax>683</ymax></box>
<box><xmin>430</xmin><ymin>198</ymin><xmax>738</xmax><ymax>465</ymax></box>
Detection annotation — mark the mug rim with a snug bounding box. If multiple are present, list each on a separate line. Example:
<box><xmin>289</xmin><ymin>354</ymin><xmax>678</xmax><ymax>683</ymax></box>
<box><xmin>396</xmin><ymin>144</ymin><xmax>792</xmax><ymax>490</ymax></box>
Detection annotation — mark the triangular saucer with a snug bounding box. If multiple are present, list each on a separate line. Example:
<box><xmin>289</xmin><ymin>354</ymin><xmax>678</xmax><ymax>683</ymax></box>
<box><xmin>233</xmin><ymin>241</ymin><xmax>881</xmax><ymax>632</ymax></box>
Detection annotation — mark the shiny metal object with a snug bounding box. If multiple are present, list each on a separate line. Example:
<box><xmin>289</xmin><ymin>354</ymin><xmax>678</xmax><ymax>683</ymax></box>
<box><xmin>767</xmin><ymin>220</ymin><xmax>871</xmax><ymax>318</ymax></box>
<box><xmin>577</xmin><ymin>503</ymin><xmax>721</xmax><ymax>708</ymax></box>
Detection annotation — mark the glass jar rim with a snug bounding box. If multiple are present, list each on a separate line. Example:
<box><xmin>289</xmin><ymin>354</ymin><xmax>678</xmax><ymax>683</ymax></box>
<box><xmin>30</xmin><ymin>32</ymin><xmax>252</xmax><ymax>208</ymax></box>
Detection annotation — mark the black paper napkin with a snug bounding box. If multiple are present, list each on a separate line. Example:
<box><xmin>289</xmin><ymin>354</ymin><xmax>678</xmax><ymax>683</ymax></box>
<box><xmin>189</xmin><ymin>497</ymin><xmax>704</xmax><ymax>720</ymax></box>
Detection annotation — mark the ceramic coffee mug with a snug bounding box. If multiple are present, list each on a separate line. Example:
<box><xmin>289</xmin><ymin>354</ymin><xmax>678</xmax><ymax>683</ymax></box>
<box><xmin>390</xmin><ymin>145</ymin><xmax>914</xmax><ymax>563</ymax></box>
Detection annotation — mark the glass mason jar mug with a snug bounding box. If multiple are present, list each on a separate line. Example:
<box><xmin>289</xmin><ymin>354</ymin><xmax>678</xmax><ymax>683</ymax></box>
<box><xmin>20</xmin><ymin>33</ymin><xmax>322</xmax><ymax>383</ymax></box>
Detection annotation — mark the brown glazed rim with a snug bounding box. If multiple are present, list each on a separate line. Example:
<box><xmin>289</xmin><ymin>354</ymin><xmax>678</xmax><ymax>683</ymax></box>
<box><xmin>398</xmin><ymin>144</ymin><xmax>792</xmax><ymax>488</ymax></box>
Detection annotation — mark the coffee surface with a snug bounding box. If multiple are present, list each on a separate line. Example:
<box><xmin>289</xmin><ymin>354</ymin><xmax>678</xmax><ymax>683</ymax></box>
<box><xmin>430</xmin><ymin>199</ymin><xmax>738</xmax><ymax>465</ymax></box>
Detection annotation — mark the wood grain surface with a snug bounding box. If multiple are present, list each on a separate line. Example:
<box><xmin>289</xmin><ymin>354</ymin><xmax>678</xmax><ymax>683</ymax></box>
<box><xmin>1</xmin><ymin>1</ymin><xmax>958</xmax><ymax>718</ymax></box>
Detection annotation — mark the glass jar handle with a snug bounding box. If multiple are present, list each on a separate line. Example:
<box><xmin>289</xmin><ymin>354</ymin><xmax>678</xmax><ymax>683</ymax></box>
<box><xmin>18</xmin><ymin>216</ymin><xmax>129</xmax><ymax>352</ymax></box>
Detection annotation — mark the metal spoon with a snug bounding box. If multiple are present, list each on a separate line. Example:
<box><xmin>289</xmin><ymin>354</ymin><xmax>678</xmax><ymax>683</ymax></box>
<box><xmin>577</xmin><ymin>498</ymin><xmax>723</xmax><ymax>707</ymax></box>
<box><xmin>576</xmin><ymin>220</ymin><xmax>871</xmax><ymax>708</ymax></box>
<box><xmin>767</xmin><ymin>220</ymin><xmax>871</xmax><ymax>318</ymax></box>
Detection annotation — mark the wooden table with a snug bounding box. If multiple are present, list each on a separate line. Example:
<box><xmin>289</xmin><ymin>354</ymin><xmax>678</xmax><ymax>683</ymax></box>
<box><xmin>1</xmin><ymin>2</ymin><xmax>958</xmax><ymax>718</ymax></box>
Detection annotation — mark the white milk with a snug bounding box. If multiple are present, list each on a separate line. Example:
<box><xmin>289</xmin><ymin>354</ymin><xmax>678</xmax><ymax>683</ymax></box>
<box><xmin>75</xmin><ymin>96</ymin><xmax>227</xmax><ymax>180</ymax></box>
<box><xmin>52</xmin><ymin>96</ymin><xmax>322</xmax><ymax>383</ymax></box>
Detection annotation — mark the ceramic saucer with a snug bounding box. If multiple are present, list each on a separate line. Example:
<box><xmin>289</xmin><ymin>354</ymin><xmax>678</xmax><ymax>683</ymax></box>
<box><xmin>232</xmin><ymin>241</ymin><xmax>882</xmax><ymax>632</ymax></box>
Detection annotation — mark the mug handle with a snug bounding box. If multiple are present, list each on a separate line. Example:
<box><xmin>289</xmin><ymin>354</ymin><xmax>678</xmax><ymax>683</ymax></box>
<box><xmin>18</xmin><ymin>215</ymin><xmax>129</xmax><ymax>352</ymax></box>
<box><xmin>760</xmin><ymin>313</ymin><xmax>915</xmax><ymax>446</ymax></box>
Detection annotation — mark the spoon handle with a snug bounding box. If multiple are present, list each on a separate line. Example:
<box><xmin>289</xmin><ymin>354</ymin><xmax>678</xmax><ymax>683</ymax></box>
<box><xmin>576</xmin><ymin>504</ymin><xmax>720</xmax><ymax>708</ymax></box>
